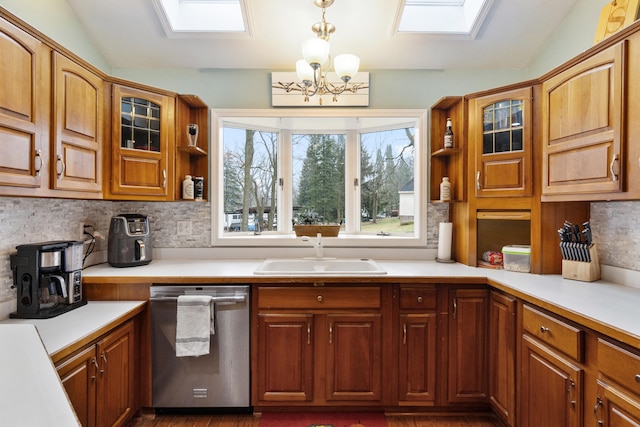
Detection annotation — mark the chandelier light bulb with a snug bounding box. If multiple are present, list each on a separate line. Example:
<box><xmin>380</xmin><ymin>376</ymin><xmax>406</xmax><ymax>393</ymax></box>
<box><xmin>334</xmin><ymin>54</ymin><xmax>360</xmax><ymax>80</ymax></box>
<box><xmin>302</xmin><ymin>37</ymin><xmax>330</xmax><ymax>67</ymax></box>
<box><xmin>296</xmin><ymin>59</ymin><xmax>314</xmax><ymax>83</ymax></box>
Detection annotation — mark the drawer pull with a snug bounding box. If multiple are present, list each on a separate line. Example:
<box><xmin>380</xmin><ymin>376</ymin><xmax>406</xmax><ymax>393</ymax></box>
<box><xmin>403</xmin><ymin>323</ymin><xmax>407</xmax><ymax>345</ymax></box>
<box><xmin>34</xmin><ymin>149</ymin><xmax>44</xmax><ymax>177</ymax></box>
<box><xmin>540</xmin><ymin>326</ymin><xmax>550</xmax><ymax>333</ymax></box>
<box><xmin>56</xmin><ymin>154</ymin><xmax>65</xmax><ymax>178</ymax></box>
<box><xmin>636</xmin><ymin>374</ymin><xmax>640</xmax><ymax>384</ymax></box>
<box><xmin>610</xmin><ymin>154</ymin><xmax>619</xmax><ymax>181</ymax></box>
<box><xmin>417</xmin><ymin>296</ymin><xmax>423</xmax><ymax>303</ymax></box>
<box><xmin>568</xmin><ymin>379</ymin><xmax>576</xmax><ymax>407</ymax></box>
<box><xmin>317</xmin><ymin>295</ymin><xmax>323</xmax><ymax>302</ymax></box>
<box><xmin>594</xmin><ymin>396</ymin><xmax>604</xmax><ymax>426</ymax></box>
<box><xmin>91</xmin><ymin>357</ymin><xmax>99</xmax><ymax>381</ymax></box>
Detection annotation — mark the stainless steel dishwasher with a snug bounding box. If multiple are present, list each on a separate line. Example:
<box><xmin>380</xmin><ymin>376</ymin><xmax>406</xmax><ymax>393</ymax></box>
<box><xmin>150</xmin><ymin>285</ymin><xmax>250</xmax><ymax>409</ymax></box>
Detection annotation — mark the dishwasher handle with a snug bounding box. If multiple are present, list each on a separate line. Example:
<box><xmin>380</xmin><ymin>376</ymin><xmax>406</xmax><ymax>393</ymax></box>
<box><xmin>149</xmin><ymin>295</ymin><xmax>247</xmax><ymax>303</ymax></box>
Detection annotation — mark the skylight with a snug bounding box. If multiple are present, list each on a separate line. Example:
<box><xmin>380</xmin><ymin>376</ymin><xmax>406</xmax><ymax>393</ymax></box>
<box><xmin>152</xmin><ymin>0</ymin><xmax>251</xmax><ymax>37</ymax></box>
<box><xmin>396</xmin><ymin>0</ymin><xmax>494</xmax><ymax>38</ymax></box>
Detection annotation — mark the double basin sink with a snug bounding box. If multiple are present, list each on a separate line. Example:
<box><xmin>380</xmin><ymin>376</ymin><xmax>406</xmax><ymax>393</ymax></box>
<box><xmin>254</xmin><ymin>258</ymin><xmax>387</xmax><ymax>275</ymax></box>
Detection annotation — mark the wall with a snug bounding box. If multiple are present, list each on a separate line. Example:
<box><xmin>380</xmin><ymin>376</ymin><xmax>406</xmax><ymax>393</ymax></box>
<box><xmin>526</xmin><ymin>0</ymin><xmax>609</xmax><ymax>78</ymax></box>
<box><xmin>0</xmin><ymin>0</ymin><xmax>111</xmax><ymax>73</ymax></box>
<box><xmin>111</xmin><ymin>68</ymin><xmax>528</xmax><ymax>110</ymax></box>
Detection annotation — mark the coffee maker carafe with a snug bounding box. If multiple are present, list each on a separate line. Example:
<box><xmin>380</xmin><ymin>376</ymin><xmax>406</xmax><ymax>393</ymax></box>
<box><xmin>10</xmin><ymin>241</ymin><xmax>87</xmax><ymax>319</ymax></box>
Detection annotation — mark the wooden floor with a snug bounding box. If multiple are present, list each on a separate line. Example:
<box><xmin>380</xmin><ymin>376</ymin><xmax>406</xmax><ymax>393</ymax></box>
<box><xmin>126</xmin><ymin>413</ymin><xmax>502</xmax><ymax>427</ymax></box>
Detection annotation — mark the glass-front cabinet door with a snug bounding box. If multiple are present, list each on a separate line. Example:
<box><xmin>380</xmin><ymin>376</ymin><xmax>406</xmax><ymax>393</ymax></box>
<box><xmin>471</xmin><ymin>86</ymin><xmax>532</xmax><ymax>198</ymax></box>
<box><xmin>109</xmin><ymin>84</ymin><xmax>174</xmax><ymax>200</ymax></box>
<box><xmin>120</xmin><ymin>97</ymin><xmax>161</xmax><ymax>152</ymax></box>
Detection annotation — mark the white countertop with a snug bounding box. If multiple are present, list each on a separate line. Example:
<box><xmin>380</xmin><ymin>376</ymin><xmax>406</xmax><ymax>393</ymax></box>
<box><xmin>0</xmin><ymin>301</ymin><xmax>145</xmax><ymax>426</ymax></box>
<box><xmin>2</xmin><ymin>259</ymin><xmax>639</xmax><ymax>424</ymax></box>
<box><xmin>3</xmin><ymin>301</ymin><xmax>146</xmax><ymax>356</ymax></box>
<box><xmin>83</xmin><ymin>259</ymin><xmax>640</xmax><ymax>345</ymax></box>
<box><xmin>0</xmin><ymin>324</ymin><xmax>80</xmax><ymax>426</ymax></box>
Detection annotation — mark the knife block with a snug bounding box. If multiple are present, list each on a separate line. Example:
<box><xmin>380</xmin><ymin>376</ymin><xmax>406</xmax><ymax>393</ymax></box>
<box><xmin>562</xmin><ymin>244</ymin><xmax>600</xmax><ymax>282</ymax></box>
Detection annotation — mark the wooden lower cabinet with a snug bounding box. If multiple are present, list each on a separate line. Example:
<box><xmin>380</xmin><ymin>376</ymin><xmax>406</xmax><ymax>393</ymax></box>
<box><xmin>57</xmin><ymin>345</ymin><xmax>96</xmax><ymax>426</ymax></box>
<box><xmin>447</xmin><ymin>288</ymin><xmax>489</xmax><ymax>404</ymax></box>
<box><xmin>397</xmin><ymin>286</ymin><xmax>437</xmax><ymax>405</ymax></box>
<box><xmin>595</xmin><ymin>338</ymin><xmax>640</xmax><ymax>426</ymax></box>
<box><xmin>520</xmin><ymin>334</ymin><xmax>583</xmax><ymax>427</ymax></box>
<box><xmin>56</xmin><ymin>320</ymin><xmax>136</xmax><ymax>427</ymax></box>
<box><xmin>253</xmin><ymin>285</ymin><xmax>386</xmax><ymax>407</ymax></box>
<box><xmin>488</xmin><ymin>291</ymin><xmax>516</xmax><ymax>425</ymax></box>
<box><xmin>256</xmin><ymin>313</ymin><xmax>314</xmax><ymax>402</ymax></box>
<box><xmin>253</xmin><ymin>282</ymin><xmax>640</xmax><ymax>426</ymax></box>
<box><xmin>325</xmin><ymin>313</ymin><xmax>383</xmax><ymax>402</ymax></box>
<box><xmin>398</xmin><ymin>313</ymin><xmax>437</xmax><ymax>404</ymax></box>
<box><xmin>595</xmin><ymin>380</ymin><xmax>640</xmax><ymax>426</ymax></box>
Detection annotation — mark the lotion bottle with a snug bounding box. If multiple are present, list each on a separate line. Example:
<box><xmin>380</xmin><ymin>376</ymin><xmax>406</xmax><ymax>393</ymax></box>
<box><xmin>183</xmin><ymin>175</ymin><xmax>194</xmax><ymax>200</ymax></box>
<box><xmin>440</xmin><ymin>177</ymin><xmax>451</xmax><ymax>201</ymax></box>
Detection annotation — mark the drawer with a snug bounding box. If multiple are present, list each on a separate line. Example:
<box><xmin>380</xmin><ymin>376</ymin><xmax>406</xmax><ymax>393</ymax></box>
<box><xmin>399</xmin><ymin>286</ymin><xmax>436</xmax><ymax>310</ymax></box>
<box><xmin>258</xmin><ymin>286</ymin><xmax>381</xmax><ymax>310</ymax></box>
<box><xmin>598</xmin><ymin>338</ymin><xmax>640</xmax><ymax>394</ymax></box>
<box><xmin>522</xmin><ymin>305</ymin><xmax>584</xmax><ymax>361</ymax></box>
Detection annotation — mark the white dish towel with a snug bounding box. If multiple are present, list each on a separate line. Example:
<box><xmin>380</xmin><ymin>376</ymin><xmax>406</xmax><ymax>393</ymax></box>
<box><xmin>175</xmin><ymin>295</ymin><xmax>214</xmax><ymax>357</ymax></box>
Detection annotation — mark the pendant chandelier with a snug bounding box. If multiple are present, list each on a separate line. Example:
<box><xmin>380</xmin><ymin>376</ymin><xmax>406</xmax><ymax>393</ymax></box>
<box><xmin>275</xmin><ymin>0</ymin><xmax>365</xmax><ymax>103</ymax></box>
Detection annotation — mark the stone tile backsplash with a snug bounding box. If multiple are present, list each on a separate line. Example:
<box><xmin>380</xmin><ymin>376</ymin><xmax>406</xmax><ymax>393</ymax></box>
<box><xmin>590</xmin><ymin>202</ymin><xmax>640</xmax><ymax>270</ymax></box>
<box><xmin>0</xmin><ymin>196</ymin><xmax>638</xmax><ymax>303</ymax></box>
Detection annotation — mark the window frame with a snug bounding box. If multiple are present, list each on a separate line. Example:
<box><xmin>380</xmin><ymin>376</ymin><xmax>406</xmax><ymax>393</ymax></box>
<box><xmin>211</xmin><ymin>108</ymin><xmax>428</xmax><ymax>249</ymax></box>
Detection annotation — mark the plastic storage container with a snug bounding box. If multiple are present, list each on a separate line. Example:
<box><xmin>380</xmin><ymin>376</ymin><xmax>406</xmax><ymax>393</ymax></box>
<box><xmin>502</xmin><ymin>245</ymin><xmax>531</xmax><ymax>273</ymax></box>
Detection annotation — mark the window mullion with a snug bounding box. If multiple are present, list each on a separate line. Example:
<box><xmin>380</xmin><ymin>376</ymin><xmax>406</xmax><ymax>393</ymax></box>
<box><xmin>344</xmin><ymin>129</ymin><xmax>360</xmax><ymax>234</ymax></box>
<box><xmin>279</xmin><ymin>130</ymin><xmax>293</xmax><ymax>233</ymax></box>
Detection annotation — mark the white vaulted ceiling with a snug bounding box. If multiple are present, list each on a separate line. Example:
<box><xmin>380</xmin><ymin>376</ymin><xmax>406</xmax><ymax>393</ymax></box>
<box><xmin>64</xmin><ymin>0</ymin><xmax>580</xmax><ymax>71</ymax></box>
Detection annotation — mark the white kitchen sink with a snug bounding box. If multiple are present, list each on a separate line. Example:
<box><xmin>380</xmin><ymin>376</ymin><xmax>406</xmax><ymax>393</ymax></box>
<box><xmin>254</xmin><ymin>258</ymin><xmax>387</xmax><ymax>275</ymax></box>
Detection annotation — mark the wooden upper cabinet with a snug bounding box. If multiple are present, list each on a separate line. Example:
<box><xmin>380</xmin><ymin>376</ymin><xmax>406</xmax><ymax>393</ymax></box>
<box><xmin>52</xmin><ymin>52</ymin><xmax>103</xmax><ymax>195</ymax></box>
<box><xmin>108</xmin><ymin>84</ymin><xmax>175</xmax><ymax>200</ymax></box>
<box><xmin>0</xmin><ymin>17</ymin><xmax>48</xmax><ymax>190</ymax></box>
<box><xmin>542</xmin><ymin>41</ymin><xmax>626</xmax><ymax>198</ymax></box>
<box><xmin>470</xmin><ymin>86</ymin><xmax>533</xmax><ymax>198</ymax></box>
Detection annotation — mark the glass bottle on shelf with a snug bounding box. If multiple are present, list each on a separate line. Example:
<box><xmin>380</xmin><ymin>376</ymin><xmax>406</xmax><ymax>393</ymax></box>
<box><xmin>444</xmin><ymin>118</ymin><xmax>454</xmax><ymax>149</ymax></box>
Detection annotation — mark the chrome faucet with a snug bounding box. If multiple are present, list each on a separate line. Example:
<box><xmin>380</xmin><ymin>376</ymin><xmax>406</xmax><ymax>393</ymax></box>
<box><xmin>302</xmin><ymin>233</ymin><xmax>323</xmax><ymax>258</ymax></box>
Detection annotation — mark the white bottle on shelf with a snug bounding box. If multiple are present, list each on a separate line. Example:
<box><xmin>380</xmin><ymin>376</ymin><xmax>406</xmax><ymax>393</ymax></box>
<box><xmin>182</xmin><ymin>175</ymin><xmax>194</xmax><ymax>200</ymax></box>
<box><xmin>440</xmin><ymin>177</ymin><xmax>451</xmax><ymax>201</ymax></box>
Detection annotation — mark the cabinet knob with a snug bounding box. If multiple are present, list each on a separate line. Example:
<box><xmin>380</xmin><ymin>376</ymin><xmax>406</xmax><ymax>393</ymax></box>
<box><xmin>317</xmin><ymin>295</ymin><xmax>323</xmax><ymax>302</ymax></box>
<box><xmin>635</xmin><ymin>374</ymin><xmax>640</xmax><ymax>384</ymax></box>
<box><xmin>540</xmin><ymin>326</ymin><xmax>550</xmax><ymax>333</ymax></box>
<box><xmin>417</xmin><ymin>296</ymin><xmax>423</xmax><ymax>303</ymax></box>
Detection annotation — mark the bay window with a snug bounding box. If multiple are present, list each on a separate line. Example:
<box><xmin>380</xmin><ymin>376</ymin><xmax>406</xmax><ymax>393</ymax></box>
<box><xmin>211</xmin><ymin>109</ymin><xmax>428</xmax><ymax>248</ymax></box>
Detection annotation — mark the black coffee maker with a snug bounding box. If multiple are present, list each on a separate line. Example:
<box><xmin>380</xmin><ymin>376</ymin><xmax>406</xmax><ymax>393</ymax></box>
<box><xmin>10</xmin><ymin>241</ymin><xmax>87</xmax><ymax>319</ymax></box>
